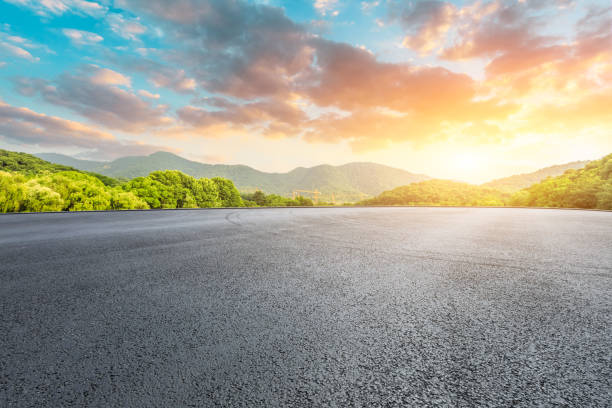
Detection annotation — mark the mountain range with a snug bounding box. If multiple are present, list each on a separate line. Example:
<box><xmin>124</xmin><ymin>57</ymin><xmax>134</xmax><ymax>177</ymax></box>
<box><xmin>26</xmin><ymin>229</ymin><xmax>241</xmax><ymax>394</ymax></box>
<box><xmin>35</xmin><ymin>152</ymin><xmax>430</xmax><ymax>202</ymax></box>
<box><xmin>35</xmin><ymin>151</ymin><xmax>588</xmax><ymax>202</ymax></box>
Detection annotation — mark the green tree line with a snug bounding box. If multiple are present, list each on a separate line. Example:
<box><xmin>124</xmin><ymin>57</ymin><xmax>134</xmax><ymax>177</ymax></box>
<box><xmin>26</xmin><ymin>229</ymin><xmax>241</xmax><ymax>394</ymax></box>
<box><xmin>241</xmin><ymin>190</ymin><xmax>315</xmax><ymax>207</ymax></box>
<box><xmin>0</xmin><ymin>169</ymin><xmax>244</xmax><ymax>212</ymax></box>
<box><xmin>360</xmin><ymin>179</ymin><xmax>511</xmax><ymax>207</ymax></box>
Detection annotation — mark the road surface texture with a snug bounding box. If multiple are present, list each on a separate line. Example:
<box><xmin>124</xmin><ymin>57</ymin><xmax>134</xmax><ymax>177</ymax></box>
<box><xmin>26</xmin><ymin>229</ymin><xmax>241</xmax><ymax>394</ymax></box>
<box><xmin>1</xmin><ymin>207</ymin><xmax>611</xmax><ymax>407</ymax></box>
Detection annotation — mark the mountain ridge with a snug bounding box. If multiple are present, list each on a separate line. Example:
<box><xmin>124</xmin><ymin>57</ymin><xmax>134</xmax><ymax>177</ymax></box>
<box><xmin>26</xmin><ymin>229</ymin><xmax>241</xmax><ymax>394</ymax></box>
<box><xmin>36</xmin><ymin>151</ymin><xmax>591</xmax><ymax>201</ymax></box>
<box><xmin>35</xmin><ymin>152</ymin><xmax>430</xmax><ymax>202</ymax></box>
<box><xmin>482</xmin><ymin>161</ymin><xmax>589</xmax><ymax>192</ymax></box>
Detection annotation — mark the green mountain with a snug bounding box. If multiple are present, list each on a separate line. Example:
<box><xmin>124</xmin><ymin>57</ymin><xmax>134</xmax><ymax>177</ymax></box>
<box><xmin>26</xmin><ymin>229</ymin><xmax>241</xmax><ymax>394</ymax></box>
<box><xmin>482</xmin><ymin>161</ymin><xmax>588</xmax><ymax>192</ymax></box>
<box><xmin>362</xmin><ymin>154</ymin><xmax>611</xmax><ymax>210</ymax></box>
<box><xmin>1</xmin><ymin>149</ymin><xmax>119</xmax><ymax>186</ymax></box>
<box><xmin>511</xmin><ymin>153</ymin><xmax>612</xmax><ymax>209</ymax></box>
<box><xmin>35</xmin><ymin>151</ymin><xmax>431</xmax><ymax>202</ymax></box>
<box><xmin>30</xmin><ymin>153</ymin><xmax>103</xmax><ymax>172</ymax></box>
<box><xmin>361</xmin><ymin>179</ymin><xmax>510</xmax><ymax>207</ymax></box>
<box><xmin>2</xmin><ymin>149</ymin><xmax>76</xmax><ymax>174</ymax></box>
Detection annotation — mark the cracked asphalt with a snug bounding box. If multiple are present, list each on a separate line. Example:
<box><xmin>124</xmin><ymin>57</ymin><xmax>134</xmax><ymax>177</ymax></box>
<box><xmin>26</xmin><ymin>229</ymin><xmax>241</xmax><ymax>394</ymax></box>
<box><xmin>1</xmin><ymin>207</ymin><xmax>611</xmax><ymax>407</ymax></box>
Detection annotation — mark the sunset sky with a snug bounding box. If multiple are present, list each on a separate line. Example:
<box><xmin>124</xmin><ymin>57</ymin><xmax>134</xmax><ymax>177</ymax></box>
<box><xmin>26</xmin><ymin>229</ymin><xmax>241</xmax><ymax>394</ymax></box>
<box><xmin>0</xmin><ymin>0</ymin><xmax>610</xmax><ymax>183</ymax></box>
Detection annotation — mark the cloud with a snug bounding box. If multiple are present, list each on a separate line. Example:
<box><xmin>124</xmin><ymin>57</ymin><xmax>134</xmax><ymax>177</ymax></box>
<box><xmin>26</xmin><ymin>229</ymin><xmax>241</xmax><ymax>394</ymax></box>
<box><xmin>106</xmin><ymin>13</ymin><xmax>147</xmax><ymax>41</ymax></box>
<box><xmin>307</xmin><ymin>39</ymin><xmax>495</xmax><ymax>114</ymax></box>
<box><xmin>0</xmin><ymin>41</ymin><xmax>39</xmax><ymax>62</ymax></box>
<box><xmin>361</xmin><ymin>1</ymin><xmax>380</xmax><ymax>13</ymax></box>
<box><xmin>0</xmin><ymin>29</ymin><xmax>56</xmax><ymax>56</ymax></box>
<box><xmin>390</xmin><ymin>0</ymin><xmax>457</xmax><ymax>54</ymax></box>
<box><xmin>113</xmin><ymin>0</ymin><xmax>521</xmax><ymax>150</ymax></box>
<box><xmin>62</xmin><ymin>29</ymin><xmax>104</xmax><ymax>45</ymax></box>
<box><xmin>516</xmin><ymin>89</ymin><xmax>612</xmax><ymax>135</ymax></box>
<box><xmin>314</xmin><ymin>0</ymin><xmax>339</xmax><ymax>16</ymax></box>
<box><xmin>89</xmin><ymin>66</ymin><xmax>131</xmax><ymax>86</ymax></box>
<box><xmin>0</xmin><ymin>99</ymin><xmax>177</xmax><ymax>160</ymax></box>
<box><xmin>138</xmin><ymin>89</ymin><xmax>160</xmax><ymax>99</ymax></box>
<box><xmin>118</xmin><ymin>0</ymin><xmax>312</xmax><ymax>99</ymax></box>
<box><xmin>388</xmin><ymin>0</ymin><xmax>583</xmax><ymax>79</ymax></box>
<box><xmin>150</xmin><ymin>70</ymin><xmax>196</xmax><ymax>93</ymax></box>
<box><xmin>83</xmin><ymin>0</ymin><xmax>609</xmax><ymax>154</ymax></box>
<box><xmin>0</xmin><ymin>99</ymin><xmax>114</xmax><ymax>147</ymax></box>
<box><xmin>4</xmin><ymin>0</ymin><xmax>108</xmax><ymax>17</ymax></box>
<box><xmin>15</xmin><ymin>65</ymin><xmax>171</xmax><ymax>133</ymax></box>
<box><xmin>109</xmin><ymin>54</ymin><xmax>197</xmax><ymax>94</ymax></box>
<box><xmin>458</xmin><ymin>2</ymin><xmax>612</xmax><ymax>95</ymax></box>
<box><xmin>175</xmin><ymin>98</ymin><xmax>306</xmax><ymax>138</ymax></box>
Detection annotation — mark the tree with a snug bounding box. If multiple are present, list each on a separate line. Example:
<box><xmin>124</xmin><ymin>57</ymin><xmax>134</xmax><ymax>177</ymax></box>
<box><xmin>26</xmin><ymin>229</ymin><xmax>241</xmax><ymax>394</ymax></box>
<box><xmin>123</xmin><ymin>176</ymin><xmax>175</xmax><ymax>209</ymax></box>
<box><xmin>24</xmin><ymin>179</ymin><xmax>64</xmax><ymax>212</ymax></box>
<box><xmin>196</xmin><ymin>178</ymin><xmax>221</xmax><ymax>207</ymax></box>
<box><xmin>110</xmin><ymin>189</ymin><xmax>149</xmax><ymax>210</ymax></box>
<box><xmin>0</xmin><ymin>171</ymin><xmax>27</xmax><ymax>212</ymax></box>
<box><xmin>212</xmin><ymin>177</ymin><xmax>243</xmax><ymax>207</ymax></box>
<box><xmin>36</xmin><ymin>171</ymin><xmax>112</xmax><ymax>211</ymax></box>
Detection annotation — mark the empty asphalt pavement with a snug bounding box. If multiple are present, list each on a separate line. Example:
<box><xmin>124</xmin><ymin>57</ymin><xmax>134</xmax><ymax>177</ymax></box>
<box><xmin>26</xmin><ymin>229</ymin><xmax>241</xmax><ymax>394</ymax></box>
<box><xmin>1</xmin><ymin>207</ymin><xmax>611</xmax><ymax>407</ymax></box>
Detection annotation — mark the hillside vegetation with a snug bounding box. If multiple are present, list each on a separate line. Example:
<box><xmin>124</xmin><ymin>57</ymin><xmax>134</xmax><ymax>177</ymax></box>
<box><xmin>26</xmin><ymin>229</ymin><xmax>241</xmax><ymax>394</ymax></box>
<box><xmin>1</xmin><ymin>149</ymin><xmax>119</xmax><ymax>186</ymax></box>
<box><xmin>0</xmin><ymin>168</ymin><xmax>247</xmax><ymax>213</ymax></box>
<box><xmin>361</xmin><ymin>180</ymin><xmax>510</xmax><ymax>206</ymax></box>
<box><xmin>4</xmin><ymin>149</ymin><xmax>611</xmax><ymax>212</ymax></box>
<box><xmin>36</xmin><ymin>151</ymin><xmax>430</xmax><ymax>202</ymax></box>
<box><xmin>0</xmin><ymin>150</ymin><xmax>319</xmax><ymax>212</ymax></box>
<box><xmin>510</xmin><ymin>153</ymin><xmax>612</xmax><ymax>209</ymax></box>
<box><xmin>483</xmin><ymin>161</ymin><xmax>588</xmax><ymax>192</ymax></box>
<box><xmin>360</xmin><ymin>154</ymin><xmax>612</xmax><ymax>210</ymax></box>
<box><xmin>0</xmin><ymin>150</ymin><xmax>245</xmax><ymax>212</ymax></box>
<box><xmin>241</xmin><ymin>191</ymin><xmax>315</xmax><ymax>207</ymax></box>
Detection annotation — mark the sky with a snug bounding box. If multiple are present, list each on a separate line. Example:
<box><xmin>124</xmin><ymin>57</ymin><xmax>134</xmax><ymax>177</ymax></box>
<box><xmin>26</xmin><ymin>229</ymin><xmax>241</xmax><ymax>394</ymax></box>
<box><xmin>0</xmin><ymin>0</ymin><xmax>610</xmax><ymax>183</ymax></box>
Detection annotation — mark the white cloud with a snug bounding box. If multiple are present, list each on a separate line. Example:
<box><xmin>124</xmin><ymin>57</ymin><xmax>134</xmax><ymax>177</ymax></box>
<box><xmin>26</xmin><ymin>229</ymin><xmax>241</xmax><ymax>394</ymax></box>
<box><xmin>135</xmin><ymin>47</ymin><xmax>156</xmax><ymax>56</ymax></box>
<box><xmin>0</xmin><ymin>30</ymin><xmax>56</xmax><ymax>56</ymax></box>
<box><xmin>361</xmin><ymin>1</ymin><xmax>379</xmax><ymax>12</ymax></box>
<box><xmin>0</xmin><ymin>41</ymin><xmax>39</xmax><ymax>62</ymax></box>
<box><xmin>62</xmin><ymin>29</ymin><xmax>104</xmax><ymax>45</ymax></box>
<box><xmin>106</xmin><ymin>13</ymin><xmax>146</xmax><ymax>41</ymax></box>
<box><xmin>138</xmin><ymin>89</ymin><xmax>160</xmax><ymax>99</ymax></box>
<box><xmin>150</xmin><ymin>70</ymin><xmax>196</xmax><ymax>93</ymax></box>
<box><xmin>314</xmin><ymin>0</ymin><xmax>339</xmax><ymax>16</ymax></box>
<box><xmin>89</xmin><ymin>66</ymin><xmax>131</xmax><ymax>87</ymax></box>
<box><xmin>4</xmin><ymin>0</ymin><xmax>107</xmax><ymax>17</ymax></box>
<box><xmin>0</xmin><ymin>99</ymin><xmax>176</xmax><ymax>160</ymax></box>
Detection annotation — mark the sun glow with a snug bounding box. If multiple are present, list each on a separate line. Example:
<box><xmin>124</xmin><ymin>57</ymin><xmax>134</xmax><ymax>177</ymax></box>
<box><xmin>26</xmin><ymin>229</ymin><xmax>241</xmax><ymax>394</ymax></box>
<box><xmin>447</xmin><ymin>152</ymin><xmax>490</xmax><ymax>182</ymax></box>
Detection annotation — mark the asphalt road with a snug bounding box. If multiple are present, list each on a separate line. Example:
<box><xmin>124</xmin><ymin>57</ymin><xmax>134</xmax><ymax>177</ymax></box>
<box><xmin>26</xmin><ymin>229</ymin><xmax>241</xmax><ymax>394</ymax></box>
<box><xmin>1</xmin><ymin>207</ymin><xmax>611</xmax><ymax>407</ymax></box>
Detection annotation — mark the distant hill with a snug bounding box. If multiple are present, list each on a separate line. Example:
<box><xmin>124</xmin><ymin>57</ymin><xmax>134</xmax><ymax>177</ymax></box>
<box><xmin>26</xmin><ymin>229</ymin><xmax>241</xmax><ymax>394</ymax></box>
<box><xmin>32</xmin><ymin>153</ymin><xmax>103</xmax><ymax>173</ymax></box>
<box><xmin>1</xmin><ymin>149</ymin><xmax>119</xmax><ymax>186</ymax></box>
<box><xmin>482</xmin><ymin>161</ymin><xmax>588</xmax><ymax>192</ymax></box>
<box><xmin>35</xmin><ymin>151</ymin><xmax>430</xmax><ymax>202</ymax></box>
<box><xmin>361</xmin><ymin>179</ymin><xmax>511</xmax><ymax>207</ymax></box>
<box><xmin>511</xmin><ymin>153</ymin><xmax>612</xmax><ymax>209</ymax></box>
<box><xmin>2</xmin><ymin>149</ymin><xmax>76</xmax><ymax>174</ymax></box>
